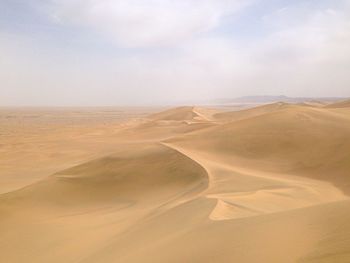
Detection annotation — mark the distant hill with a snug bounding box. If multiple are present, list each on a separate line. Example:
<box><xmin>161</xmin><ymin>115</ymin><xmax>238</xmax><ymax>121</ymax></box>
<box><xmin>212</xmin><ymin>95</ymin><xmax>345</xmax><ymax>105</ymax></box>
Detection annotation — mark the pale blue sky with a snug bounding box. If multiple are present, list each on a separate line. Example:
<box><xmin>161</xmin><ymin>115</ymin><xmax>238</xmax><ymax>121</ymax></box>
<box><xmin>1</xmin><ymin>0</ymin><xmax>349</xmax><ymax>105</ymax></box>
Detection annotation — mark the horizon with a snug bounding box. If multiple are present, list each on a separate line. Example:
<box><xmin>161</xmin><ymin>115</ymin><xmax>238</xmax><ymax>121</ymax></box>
<box><xmin>1</xmin><ymin>95</ymin><xmax>348</xmax><ymax>108</ymax></box>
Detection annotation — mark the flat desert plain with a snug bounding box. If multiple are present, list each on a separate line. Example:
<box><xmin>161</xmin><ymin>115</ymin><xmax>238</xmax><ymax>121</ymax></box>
<box><xmin>1</xmin><ymin>101</ymin><xmax>350</xmax><ymax>262</ymax></box>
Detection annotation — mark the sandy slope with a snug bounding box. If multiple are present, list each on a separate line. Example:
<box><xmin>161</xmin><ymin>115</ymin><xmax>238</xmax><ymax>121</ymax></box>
<box><xmin>325</xmin><ymin>98</ymin><xmax>350</xmax><ymax>108</ymax></box>
<box><xmin>168</xmin><ymin>105</ymin><xmax>350</xmax><ymax>193</ymax></box>
<box><xmin>163</xmin><ymin>142</ymin><xmax>347</xmax><ymax>221</ymax></box>
<box><xmin>1</xmin><ymin>104</ymin><xmax>350</xmax><ymax>262</ymax></box>
<box><xmin>0</xmin><ymin>143</ymin><xmax>208</xmax><ymax>262</ymax></box>
<box><xmin>213</xmin><ymin>101</ymin><xmax>292</xmax><ymax>122</ymax></box>
<box><xmin>0</xmin><ymin>107</ymin><xmax>162</xmax><ymax>193</ymax></box>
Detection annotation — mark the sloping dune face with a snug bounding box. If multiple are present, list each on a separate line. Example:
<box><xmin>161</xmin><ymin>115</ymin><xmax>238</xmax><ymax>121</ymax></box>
<box><xmin>116</xmin><ymin>106</ymin><xmax>216</xmax><ymax>140</ymax></box>
<box><xmin>2</xmin><ymin>144</ymin><xmax>208</xmax><ymax>208</ymax></box>
<box><xmin>1</xmin><ymin>104</ymin><xmax>350</xmax><ymax>262</ymax></box>
<box><xmin>167</xmin><ymin>106</ymin><xmax>350</xmax><ymax>221</ymax></box>
<box><xmin>171</xmin><ymin>106</ymin><xmax>350</xmax><ymax>191</ymax></box>
<box><xmin>0</xmin><ymin>143</ymin><xmax>209</xmax><ymax>262</ymax></box>
<box><xmin>325</xmin><ymin>98</ymin><xmax>350</xmax><ymax>108</ymax></box>
<box><xmin>213</xmin><ymin>101</ymin><xmax>292</xmax><ymax>122</ymax></box>
<box><xmin>149</xmin><ymin>106</ymin><xmax>201</xmax><ymax>121</ymax></box>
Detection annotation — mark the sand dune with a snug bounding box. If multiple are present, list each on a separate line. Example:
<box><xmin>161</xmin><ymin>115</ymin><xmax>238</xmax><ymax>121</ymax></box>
<box><xmin>0</xmin><ymin>107</ymin><xmax>162</xmax><ymax>193</ymax></box>
<box><xmin>1</xmin><ymin>104</ymin><xmax>350</xmax><ymax>262</ymax></box>
<box><xmin>213</xmin><ymin>101</ymin><xmax>295</xmax><ymax>122</ymax></box>
<box><xmin>325</xmin><ymin>98</ymin><xmax>350</xmax><ymax>108</ymax></box>
<box><xmin>1</xmin><ymin>143</ymin><xmax>207</xmax><ymax>207</ymax></box>
<box><xmin>115</xmin><ymin>106</ymin><xmax>216</xmax><ymax>141</ymax></box>
<box><xmin>149</xmin><ymin>106</ymin><xmax>201</xmax><ymax>121</ymax></box>
<box><xmin>164</xmin><ymin>142</ymin><xmax>347</xmax><ymax>221</ymax></box>
<box><xmin>169</xmin><ymin>105</ymin><xmax>350</xmax><ymax>185</ymax></box>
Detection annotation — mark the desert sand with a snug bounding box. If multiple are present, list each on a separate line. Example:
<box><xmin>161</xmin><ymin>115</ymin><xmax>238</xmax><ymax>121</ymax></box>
<box><xmin>1</xmin><ymin>101</ymin><xmax>350</xmax><ymax>262</ymax></box>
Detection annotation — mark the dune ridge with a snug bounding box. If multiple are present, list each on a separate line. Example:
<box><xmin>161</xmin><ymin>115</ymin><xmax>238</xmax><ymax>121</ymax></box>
<box><xmin>1</xmin><ymin>103</ymin><xmax>350</xmax><ymax>262</ymax></box>
<box><xmin>325</xmin><ymin>98</ymin><xmax>350</xmax><ymax>108</ymax></box>
<box><xmin>163</xmin><ymin>142</ymin><xmax>347</xmax><ymax>221</ymax></box>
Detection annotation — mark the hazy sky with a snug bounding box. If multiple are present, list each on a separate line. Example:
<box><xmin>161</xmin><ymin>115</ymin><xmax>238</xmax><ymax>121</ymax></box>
<box><xmin>1</xmin><ymin>0</ymin><xmax>350</xmax><ymax>105</ymax></box>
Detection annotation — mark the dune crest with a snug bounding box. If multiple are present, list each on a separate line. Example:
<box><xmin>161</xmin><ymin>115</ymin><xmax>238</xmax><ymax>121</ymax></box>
<box><xmin>1</xmin><ymin>103</ymin><xmax>350</xmax><ymax>262</ymax></box>
<box><xmin>163</xmin><ymin>143</ymin><xmax>347</xmax><ymax>221</ymax></box>
<box><xmin>325</xmin><ymin>98</ymin><xmax>350</xmax><ymax>108</ymax></box>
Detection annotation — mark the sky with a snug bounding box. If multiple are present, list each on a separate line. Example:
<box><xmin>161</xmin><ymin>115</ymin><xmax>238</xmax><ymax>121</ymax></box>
<box><xmin>1</xmin><ymin>0</ymin><xmax>350</xmax><ymax>106</ymax></box>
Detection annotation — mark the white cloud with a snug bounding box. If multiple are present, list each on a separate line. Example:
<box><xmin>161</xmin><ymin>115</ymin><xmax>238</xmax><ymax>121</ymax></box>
<box><xmin>1</xmin><ymin>0</ymin><xmax>350</xmax><ymax>105</ymax></box>
<box><xmin>239</xmin><ymin>3</ymin><xmax>350</xmax><ymax>96</ymax></box>
<box><xmin>46</xmin><ymin>0</ymin><xmax>250</xmax><ymax>47</ymax></box>
<box><xmin>259</xmin><ymin>3</ymin><xmax>350</xmax><ymax>70</ymax></box>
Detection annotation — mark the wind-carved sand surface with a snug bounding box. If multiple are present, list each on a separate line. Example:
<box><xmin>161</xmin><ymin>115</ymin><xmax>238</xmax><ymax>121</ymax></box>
<box><xmin>163</xmin><ymin>143</ymin><xmax>347</xmax><ymax>221</ymax></box>
<box><xmin>1</xmin><ymin>101</ymin><xmax>350</xmax><ymax>262</ymax></box>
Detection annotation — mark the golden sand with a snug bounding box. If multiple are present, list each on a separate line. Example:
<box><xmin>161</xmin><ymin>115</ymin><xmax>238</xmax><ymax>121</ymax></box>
<box><xmin>1</xmin><ymin>102</ymin><xmax>350</xmax><ymax>262</ymax></box>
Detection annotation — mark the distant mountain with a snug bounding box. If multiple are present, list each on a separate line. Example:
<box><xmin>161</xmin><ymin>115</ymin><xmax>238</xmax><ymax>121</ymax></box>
<box><xmin>213</xmin><ymin>95</ymin><xmax>346</xmax><ymax>104</ymax></box>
